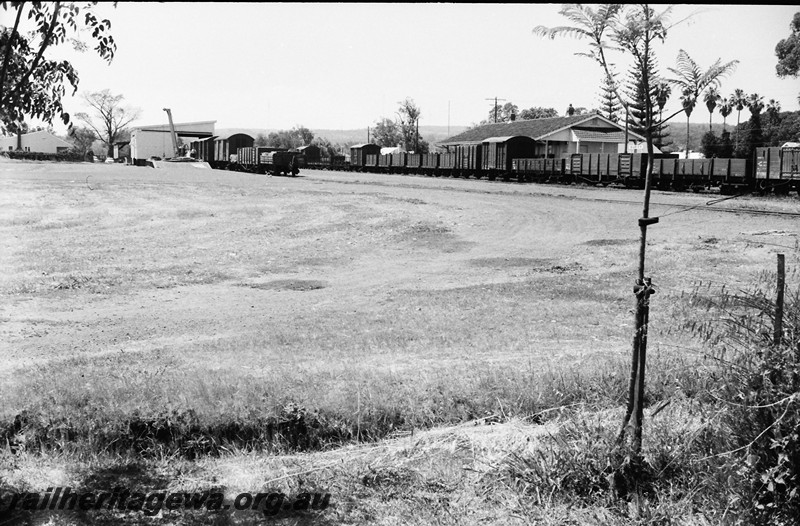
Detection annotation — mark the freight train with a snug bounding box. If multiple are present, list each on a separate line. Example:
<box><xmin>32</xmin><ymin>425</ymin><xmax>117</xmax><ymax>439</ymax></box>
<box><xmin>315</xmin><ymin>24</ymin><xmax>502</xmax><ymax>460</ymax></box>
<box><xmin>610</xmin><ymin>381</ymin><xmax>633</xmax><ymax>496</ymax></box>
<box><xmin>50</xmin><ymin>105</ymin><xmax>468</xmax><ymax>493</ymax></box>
<box><xmin>314</xmin><ymin>142</ymin><xmax>799</xmax><ymax>196</ymax></box>
<box><xmin>194</xmin><ymin>133</ymin><xmax>799</xmax><ymax>195</ymax></box>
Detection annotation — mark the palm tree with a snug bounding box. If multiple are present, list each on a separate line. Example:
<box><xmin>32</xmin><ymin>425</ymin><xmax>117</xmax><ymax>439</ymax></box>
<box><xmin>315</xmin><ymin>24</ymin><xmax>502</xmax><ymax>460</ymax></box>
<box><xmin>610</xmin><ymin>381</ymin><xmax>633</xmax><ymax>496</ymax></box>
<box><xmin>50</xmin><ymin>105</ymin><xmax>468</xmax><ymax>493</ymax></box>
<box><xmin>655</xmin><ymin>81</ymin><xmax>671</xmax><ymax>125</ymax></box>
<box><xmin>730</xmin><ymin>88</ymin><xmax>747</xmax><ymax>150</ymax></box>
<box><xmin>746</xmin><ymin>93</ymin><xmax>764</xmax><ymax>116</ymax></box>
<box><xmin>719</xmin><ymin>97</ymin><xmax>732</xmax><ymax>132</ymax></box>
<box><xmin>766</xmin><ymin>99</ymin><xmax>781</xmax><ymax>125</ymax></box>
<box><xmin>703</xmin><ymin>87</ymin><xmax>720</xmax><ymax>132</ymax></box>
<box><xmin>679</xmin><ymin>87</ymin><xmax>696</xmax><ymax>158</ymax></box>
<box><xmin>667</xmin><ymin>50</ymin><xmax>738</xmax><ymax>159</ymax></box>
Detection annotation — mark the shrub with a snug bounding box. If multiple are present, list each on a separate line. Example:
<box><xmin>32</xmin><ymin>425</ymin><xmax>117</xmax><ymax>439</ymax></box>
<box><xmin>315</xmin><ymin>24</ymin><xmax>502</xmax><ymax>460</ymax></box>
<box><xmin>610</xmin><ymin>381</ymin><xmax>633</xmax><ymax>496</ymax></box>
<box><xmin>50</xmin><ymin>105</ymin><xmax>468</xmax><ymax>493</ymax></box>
<box><xmin>684</xmin><ymin>262</ymin><xmax>799</xmax><ymax>525</ymax></box>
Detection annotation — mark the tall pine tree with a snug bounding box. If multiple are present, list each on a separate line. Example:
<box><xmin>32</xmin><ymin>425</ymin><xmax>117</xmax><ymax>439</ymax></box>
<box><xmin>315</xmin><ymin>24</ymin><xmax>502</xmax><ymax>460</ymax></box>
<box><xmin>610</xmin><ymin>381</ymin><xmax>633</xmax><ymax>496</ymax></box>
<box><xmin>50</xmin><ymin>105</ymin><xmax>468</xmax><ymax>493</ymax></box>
<box><xmin>625</xmin><ymin>64</ymin><xmax>671</xmax><ymax>151</ymax></box>
<box><xmin>598</xmin><ymin>75</ymin><xmax>621</xmax><ymax>122</ymax></box>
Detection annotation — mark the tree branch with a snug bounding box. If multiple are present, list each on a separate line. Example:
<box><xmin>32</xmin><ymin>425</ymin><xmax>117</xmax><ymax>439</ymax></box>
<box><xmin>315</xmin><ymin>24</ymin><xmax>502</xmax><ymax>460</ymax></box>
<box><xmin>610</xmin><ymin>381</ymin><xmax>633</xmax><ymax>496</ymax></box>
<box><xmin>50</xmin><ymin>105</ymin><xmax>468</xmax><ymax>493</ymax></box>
<box><xmin>7</xmin><ymin>2</ymin><xmax>62</xmax><ymax>104</ymax></box>
<box><xmin>0</xmin><ymin>1</ymin><xmax>26</xmax><ymax>104</ymax></box>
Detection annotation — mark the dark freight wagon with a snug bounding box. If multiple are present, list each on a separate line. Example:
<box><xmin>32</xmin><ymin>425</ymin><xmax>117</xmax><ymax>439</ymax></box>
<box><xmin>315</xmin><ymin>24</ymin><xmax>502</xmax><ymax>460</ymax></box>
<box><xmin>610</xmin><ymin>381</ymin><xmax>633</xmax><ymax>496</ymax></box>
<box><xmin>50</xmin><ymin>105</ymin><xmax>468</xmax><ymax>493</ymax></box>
<box><xmin>481</xmin><ymin>136</ymin><xmax>537</xmax><ymax>181</ymax></box>
<box><xmin>755</xmin><ymin>147</ymin><xmax>800</xmax><ymax>193</ymax></box>
<box><xmin>215</xmin><ymin>133</ymin><xmax>255</xmax><ymax>165</ymax></box>
<box><xmin>350</xmin><ymin>144</ymin><xmax>381</xmax><ymax>171</ymax></box>
<box><xmin>454</xmin><ymin>142</ymin><xmax>482</xmax><ymax>178</ymax></box>
<box><xmin>297</xmin><ymin>145</ymin><xmax>322</xmax><ymax>164</ymax></box>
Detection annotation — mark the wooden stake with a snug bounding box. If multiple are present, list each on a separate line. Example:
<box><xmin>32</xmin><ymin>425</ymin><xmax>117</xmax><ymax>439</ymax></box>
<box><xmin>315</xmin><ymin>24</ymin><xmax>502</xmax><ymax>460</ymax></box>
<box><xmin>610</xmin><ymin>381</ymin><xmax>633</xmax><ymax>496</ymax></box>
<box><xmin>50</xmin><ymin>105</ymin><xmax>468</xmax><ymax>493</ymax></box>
<box><xmin>774</xmin><ymin>253</ymin><xmax>785</xmax><ymax>347</ymax></box>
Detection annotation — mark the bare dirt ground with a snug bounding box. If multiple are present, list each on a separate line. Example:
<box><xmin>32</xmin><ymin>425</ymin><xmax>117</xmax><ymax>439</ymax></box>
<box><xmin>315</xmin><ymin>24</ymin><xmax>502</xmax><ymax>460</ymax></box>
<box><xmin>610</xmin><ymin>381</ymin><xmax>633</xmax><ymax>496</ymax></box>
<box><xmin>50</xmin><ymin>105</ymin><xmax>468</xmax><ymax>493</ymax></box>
<box><xmin>1</xmin><ymin>160</ymin><xmax>797</xmax><ymax>381</ymax></box>
<box><xmin>1</xmin><ymin>159</ymin><xmax>799</xmax><ymax>524</ymax></box>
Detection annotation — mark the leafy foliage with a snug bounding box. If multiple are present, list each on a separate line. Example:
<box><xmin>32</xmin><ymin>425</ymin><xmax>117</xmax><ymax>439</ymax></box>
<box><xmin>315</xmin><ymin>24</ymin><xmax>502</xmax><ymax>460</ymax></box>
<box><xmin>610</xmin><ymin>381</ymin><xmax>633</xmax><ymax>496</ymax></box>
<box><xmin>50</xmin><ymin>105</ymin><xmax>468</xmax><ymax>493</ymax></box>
<box><xmin>371</xmin><ymin>117</ymin><xmax>401</xmax><ymax>148</ymax></box>
<box><xmin>775</xmin><ymin>12</ymin><xmax>800</xmax><ymax>78</ymax></box>
<box><xmin>260</xmin><ymin>126</ymin><xmax>315</xmax><ymax>150</ymax></box>
<box><xmin>372</xmin><ymin>99</ymin><xmax>429</xmax><ymax>153</ymax></box>
<box><xmin>67</xmin><ymin>125</ymin><xmax>96</xmax><ymax>155</ymax></box>
<box><xmin>0</xmin><ymin>2</ymin><xmax>116</xmax><ymax>133</ymax></box>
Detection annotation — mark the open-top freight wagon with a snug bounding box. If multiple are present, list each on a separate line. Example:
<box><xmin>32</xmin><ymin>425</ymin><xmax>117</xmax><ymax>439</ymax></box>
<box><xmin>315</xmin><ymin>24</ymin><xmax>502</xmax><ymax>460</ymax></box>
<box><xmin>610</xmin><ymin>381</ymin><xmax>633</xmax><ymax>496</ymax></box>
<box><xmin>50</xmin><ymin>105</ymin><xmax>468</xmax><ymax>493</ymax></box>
<box><xmin>232</xmin><ymin>146</ymin><xmax>304</xmax><ymax>176</ymax></box>
<box><xmin>332</xmin><ymin>140</ymin><xmax>798</xmax><ymax>196</ymax></box>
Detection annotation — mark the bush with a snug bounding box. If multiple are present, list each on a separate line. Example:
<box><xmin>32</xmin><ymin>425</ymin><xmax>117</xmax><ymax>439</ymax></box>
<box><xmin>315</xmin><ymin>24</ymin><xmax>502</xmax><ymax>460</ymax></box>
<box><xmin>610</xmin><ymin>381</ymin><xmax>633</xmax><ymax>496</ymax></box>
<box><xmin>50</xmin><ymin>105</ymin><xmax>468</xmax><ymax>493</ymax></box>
<box><xmin>701</xmin><ymin>130</ymin><xmax>718</xmax><ymax>158</ymax></box>
<box><xmin>1</xmin><ymin>149</ymin><xmax>86</xmax><ymax>162</ymax></box>
<box><xmin>684</xmin><ymin>262</ymin><xmax>800</xmax><ymax>525</ymax></box>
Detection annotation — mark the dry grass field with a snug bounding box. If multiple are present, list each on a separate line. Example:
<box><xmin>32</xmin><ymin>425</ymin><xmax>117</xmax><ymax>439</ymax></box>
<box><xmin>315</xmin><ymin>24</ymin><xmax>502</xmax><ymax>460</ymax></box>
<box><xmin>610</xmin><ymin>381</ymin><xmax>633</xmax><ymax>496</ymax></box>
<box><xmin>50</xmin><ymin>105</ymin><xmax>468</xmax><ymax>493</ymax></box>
<box><xmin>1</xmin><ymin>158</ymin><xmax>798</xmax><ymax>524</ymax></box>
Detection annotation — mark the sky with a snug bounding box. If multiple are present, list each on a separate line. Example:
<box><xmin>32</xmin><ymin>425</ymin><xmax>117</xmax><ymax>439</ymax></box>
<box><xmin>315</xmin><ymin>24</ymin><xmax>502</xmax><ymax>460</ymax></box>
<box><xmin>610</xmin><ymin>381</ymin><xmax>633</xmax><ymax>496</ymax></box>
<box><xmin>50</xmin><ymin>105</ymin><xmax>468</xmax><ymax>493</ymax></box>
<box><xmin>22</xmin><ymin>3</ymin><xmax>800</xmax><ymax>134</ymax></box>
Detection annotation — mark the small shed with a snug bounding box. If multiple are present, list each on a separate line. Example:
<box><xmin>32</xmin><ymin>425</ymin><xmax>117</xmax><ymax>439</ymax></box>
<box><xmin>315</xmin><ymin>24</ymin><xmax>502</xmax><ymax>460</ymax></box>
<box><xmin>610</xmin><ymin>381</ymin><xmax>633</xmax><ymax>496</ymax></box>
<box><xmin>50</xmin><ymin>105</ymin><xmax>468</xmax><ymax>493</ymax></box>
<box><xmin>130</xmin><ymin>120</ymin><xmax>215</xmax><ymax>164</ymax></box>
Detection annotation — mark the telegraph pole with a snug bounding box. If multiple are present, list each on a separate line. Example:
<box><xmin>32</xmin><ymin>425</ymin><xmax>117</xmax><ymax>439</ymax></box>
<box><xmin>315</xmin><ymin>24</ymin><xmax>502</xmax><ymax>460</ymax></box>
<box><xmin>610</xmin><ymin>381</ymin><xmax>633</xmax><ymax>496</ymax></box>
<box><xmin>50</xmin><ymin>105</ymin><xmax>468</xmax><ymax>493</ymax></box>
<box><xmin>486</xmin><ymin>97</ymin><xmax>506</xmax><ymax>123</ymax></box>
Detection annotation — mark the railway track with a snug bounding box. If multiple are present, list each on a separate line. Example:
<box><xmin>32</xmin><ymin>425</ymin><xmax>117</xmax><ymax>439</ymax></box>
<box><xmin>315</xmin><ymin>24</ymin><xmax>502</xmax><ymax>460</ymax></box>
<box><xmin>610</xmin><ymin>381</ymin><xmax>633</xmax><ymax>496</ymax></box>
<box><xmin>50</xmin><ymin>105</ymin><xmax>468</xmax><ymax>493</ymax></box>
<box><xmin>304</xmin><ymin>168</ymin><xmax>800</xmax><ymax>219</ymax></box>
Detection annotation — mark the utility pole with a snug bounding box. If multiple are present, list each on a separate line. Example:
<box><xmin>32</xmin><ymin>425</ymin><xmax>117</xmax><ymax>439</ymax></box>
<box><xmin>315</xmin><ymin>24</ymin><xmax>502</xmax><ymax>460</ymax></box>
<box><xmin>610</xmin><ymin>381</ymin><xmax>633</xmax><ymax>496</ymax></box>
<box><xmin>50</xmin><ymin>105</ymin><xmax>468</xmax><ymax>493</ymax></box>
<box><xmin>415</xmin><ymin>119</ymin><xmax>419</xmax><ymax>152</ymax></box>
<box><xmin>486</xmin><ymin>97</ymin><xmax>506</xmax><ymax>123</ymax></box>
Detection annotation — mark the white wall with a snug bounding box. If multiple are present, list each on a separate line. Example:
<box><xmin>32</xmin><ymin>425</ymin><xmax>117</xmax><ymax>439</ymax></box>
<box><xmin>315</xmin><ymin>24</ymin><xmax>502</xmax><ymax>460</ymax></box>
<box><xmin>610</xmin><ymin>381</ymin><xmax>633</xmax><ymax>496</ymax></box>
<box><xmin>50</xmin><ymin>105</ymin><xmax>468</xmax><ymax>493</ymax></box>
<box><xmin>131</xmin><ymin>131</ymin><xmax>175</xmax><ymax>160</ymax></box>
<box><xmin>0</xmin><ymin>131</ymin><xmax>72</xmax><ymax>153</ymax></box>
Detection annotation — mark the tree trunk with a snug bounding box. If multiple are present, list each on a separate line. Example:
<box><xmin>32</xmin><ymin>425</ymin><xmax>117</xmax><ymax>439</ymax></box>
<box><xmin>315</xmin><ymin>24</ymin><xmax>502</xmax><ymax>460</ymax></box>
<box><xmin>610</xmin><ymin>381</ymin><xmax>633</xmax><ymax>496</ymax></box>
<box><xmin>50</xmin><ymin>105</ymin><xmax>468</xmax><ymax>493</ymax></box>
<box><xmin>686</xmin><ymin>117</ymin><xmax>690</xmax><ymax>159</ymax></box>
<box><xmin>735</xmin><ymin>112</ymin><xmax>741</xmax><ymax>150</ymax></box>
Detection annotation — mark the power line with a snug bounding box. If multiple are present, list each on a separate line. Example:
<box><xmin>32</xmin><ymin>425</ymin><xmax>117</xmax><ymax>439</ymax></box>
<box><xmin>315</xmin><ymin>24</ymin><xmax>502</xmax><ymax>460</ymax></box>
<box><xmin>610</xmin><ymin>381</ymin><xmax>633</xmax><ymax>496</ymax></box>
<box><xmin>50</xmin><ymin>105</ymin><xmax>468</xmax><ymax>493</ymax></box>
<box><xmin>485</xmin><ymin>97</ymin><xmax>506</xmax><ymax>123</ymax></box>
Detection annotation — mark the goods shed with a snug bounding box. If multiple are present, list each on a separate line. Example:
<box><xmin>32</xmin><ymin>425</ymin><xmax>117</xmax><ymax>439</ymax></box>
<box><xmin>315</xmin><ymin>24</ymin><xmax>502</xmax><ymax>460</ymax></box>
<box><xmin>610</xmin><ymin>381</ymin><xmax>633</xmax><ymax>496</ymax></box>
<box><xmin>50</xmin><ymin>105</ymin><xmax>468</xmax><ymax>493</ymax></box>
<box><xmin>130</xmin><ymin>120</ymin><xmax>215</xmax><ymax>165</ymax></box>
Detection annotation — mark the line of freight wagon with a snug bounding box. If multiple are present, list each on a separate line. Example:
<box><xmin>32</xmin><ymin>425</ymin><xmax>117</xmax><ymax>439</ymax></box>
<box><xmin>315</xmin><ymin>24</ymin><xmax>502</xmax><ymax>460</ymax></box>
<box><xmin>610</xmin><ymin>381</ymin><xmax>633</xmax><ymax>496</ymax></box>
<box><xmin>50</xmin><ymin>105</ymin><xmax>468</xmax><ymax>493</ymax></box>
<box><xmin>218</xmin><ymin>142</ymin><xmax>799</xmax><ymax>196</ymax></box>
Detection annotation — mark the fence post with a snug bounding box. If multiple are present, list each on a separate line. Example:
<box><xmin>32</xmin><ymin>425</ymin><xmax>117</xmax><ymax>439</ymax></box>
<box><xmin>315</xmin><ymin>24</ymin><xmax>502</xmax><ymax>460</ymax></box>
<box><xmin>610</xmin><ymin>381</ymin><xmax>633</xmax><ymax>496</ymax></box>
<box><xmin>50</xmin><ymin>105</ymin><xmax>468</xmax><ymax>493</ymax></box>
<box><xmin>774</xmin><ymin>254</ymin><xmax>785</xmax><ymax>347</ymax></box>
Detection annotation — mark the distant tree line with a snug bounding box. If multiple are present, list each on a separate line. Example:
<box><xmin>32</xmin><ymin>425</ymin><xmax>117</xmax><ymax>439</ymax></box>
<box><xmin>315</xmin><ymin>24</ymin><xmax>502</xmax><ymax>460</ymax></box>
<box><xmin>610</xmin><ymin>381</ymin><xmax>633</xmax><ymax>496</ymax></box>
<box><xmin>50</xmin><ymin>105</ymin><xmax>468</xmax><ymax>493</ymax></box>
<box><xmin>253</xmin><ymin>126</ymin><xmax>349</xmax><ymax>158</ymax></box>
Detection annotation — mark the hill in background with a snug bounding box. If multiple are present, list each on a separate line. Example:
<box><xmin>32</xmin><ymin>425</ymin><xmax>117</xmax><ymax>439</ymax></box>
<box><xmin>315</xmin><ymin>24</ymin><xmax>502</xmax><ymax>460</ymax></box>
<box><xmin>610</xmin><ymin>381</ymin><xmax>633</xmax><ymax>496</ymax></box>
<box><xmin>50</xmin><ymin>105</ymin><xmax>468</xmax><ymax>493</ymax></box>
<box><xmin>662</xmin><ymin>122</ymin><xmax>734</xmax><ymax>153</ymax></box>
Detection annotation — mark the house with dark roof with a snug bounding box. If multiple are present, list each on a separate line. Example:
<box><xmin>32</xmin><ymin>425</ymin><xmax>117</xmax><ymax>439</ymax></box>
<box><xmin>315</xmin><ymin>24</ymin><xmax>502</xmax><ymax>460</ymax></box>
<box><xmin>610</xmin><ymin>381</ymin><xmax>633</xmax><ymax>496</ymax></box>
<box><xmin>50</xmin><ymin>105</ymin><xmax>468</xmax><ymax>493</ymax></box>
<box><xmin>438</xmin><ymin>114</ymin><xmax>655</xmax><ymax>157</ymax></box>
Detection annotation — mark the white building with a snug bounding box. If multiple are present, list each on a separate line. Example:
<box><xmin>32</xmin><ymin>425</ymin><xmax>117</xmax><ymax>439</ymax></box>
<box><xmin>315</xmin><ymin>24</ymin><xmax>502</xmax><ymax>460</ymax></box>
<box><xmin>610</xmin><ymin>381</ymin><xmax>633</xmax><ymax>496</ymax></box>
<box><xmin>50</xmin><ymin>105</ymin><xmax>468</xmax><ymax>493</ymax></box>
<box><xmin>0</xmin><ymin>130</ymin><xmax>73</xmax><ymax>153</ymax></box>
<box><xmin>129</xmin><ymin>120</ymin><xmax>215</xmax><ymax>163</ymax></box>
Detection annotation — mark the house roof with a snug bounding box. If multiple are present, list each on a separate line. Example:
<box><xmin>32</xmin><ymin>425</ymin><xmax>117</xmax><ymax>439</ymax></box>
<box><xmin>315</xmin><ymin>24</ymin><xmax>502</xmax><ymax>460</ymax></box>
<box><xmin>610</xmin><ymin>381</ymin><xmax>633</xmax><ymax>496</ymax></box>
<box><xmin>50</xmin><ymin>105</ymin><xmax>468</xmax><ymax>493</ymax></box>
<box><xmin>439</xmin><ymin>114</ymin><xmax>644</xmax><ymax>145</ymax></box>
<box><xmin>26</xmin><ymin>130</ymin><xmax>73</xmax><ymax>147</ymax></box>
<box><xmin>131</xmin><ymin>120</ymin><xmax>216</xmax><ymax>130</ymax></box>
<box><xmin>212</xmin><ymin>132</ymin><xmax>253</xmax><ymax>141</ymax></box>
<box><xmin>350</xmin><ymin>143</ymin><xmax>380</xmax><ymax>149</ymax></box>
<box><xmin>571</xmin><ymin>129</ymin><xmax>627</xmax><ymax>142</ymax></box>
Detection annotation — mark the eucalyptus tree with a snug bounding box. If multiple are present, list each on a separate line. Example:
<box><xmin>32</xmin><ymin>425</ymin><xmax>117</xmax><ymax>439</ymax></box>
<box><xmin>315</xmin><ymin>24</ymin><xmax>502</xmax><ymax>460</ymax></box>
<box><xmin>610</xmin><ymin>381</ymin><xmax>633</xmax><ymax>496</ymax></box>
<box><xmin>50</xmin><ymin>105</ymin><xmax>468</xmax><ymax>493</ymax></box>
<box><xmin>0</xmin><ymin>2</ymin><xmax>117</xmax><ymax>134</ymax></box>
<box><xmin>76</xmin><ymin>90</ymin><xmax>141</xmax><ymax>158</ymax></box>
<box><xmin>533</xmin><ymin>5</ymin><xmax>738</xmax><ymax>474</ymax></box>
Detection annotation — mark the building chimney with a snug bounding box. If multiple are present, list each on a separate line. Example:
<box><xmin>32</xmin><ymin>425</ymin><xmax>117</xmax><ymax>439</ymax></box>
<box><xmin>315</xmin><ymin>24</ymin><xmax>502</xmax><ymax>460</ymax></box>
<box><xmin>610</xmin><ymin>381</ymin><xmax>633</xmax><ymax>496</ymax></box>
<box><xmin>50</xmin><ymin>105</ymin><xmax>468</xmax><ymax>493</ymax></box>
<box><xmin>16</xmin><ymin>130</ymin><xmax>22</xmax><ymax>150</ymax></box>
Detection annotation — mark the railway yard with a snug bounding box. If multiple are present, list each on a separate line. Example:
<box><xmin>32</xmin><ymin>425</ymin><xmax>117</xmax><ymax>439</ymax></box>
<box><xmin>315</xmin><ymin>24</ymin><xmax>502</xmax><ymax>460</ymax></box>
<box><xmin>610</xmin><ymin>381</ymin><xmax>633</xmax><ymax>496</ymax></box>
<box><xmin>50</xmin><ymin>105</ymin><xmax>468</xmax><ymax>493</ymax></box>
<box><xmin>1</xmin><ymin>159</ymin><xmax>799</xmax><ymax>524</ymax></box>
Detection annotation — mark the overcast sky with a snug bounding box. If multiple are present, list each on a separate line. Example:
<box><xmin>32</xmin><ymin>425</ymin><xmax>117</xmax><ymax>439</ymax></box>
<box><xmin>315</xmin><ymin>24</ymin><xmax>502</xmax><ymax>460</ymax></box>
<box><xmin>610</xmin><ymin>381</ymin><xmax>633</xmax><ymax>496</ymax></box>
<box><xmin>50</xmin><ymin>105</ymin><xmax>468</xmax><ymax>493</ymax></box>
<box><xmin>41</xmin><ymin>3</ymin><xmax>800</xmax><ymax>133</ymax></box>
